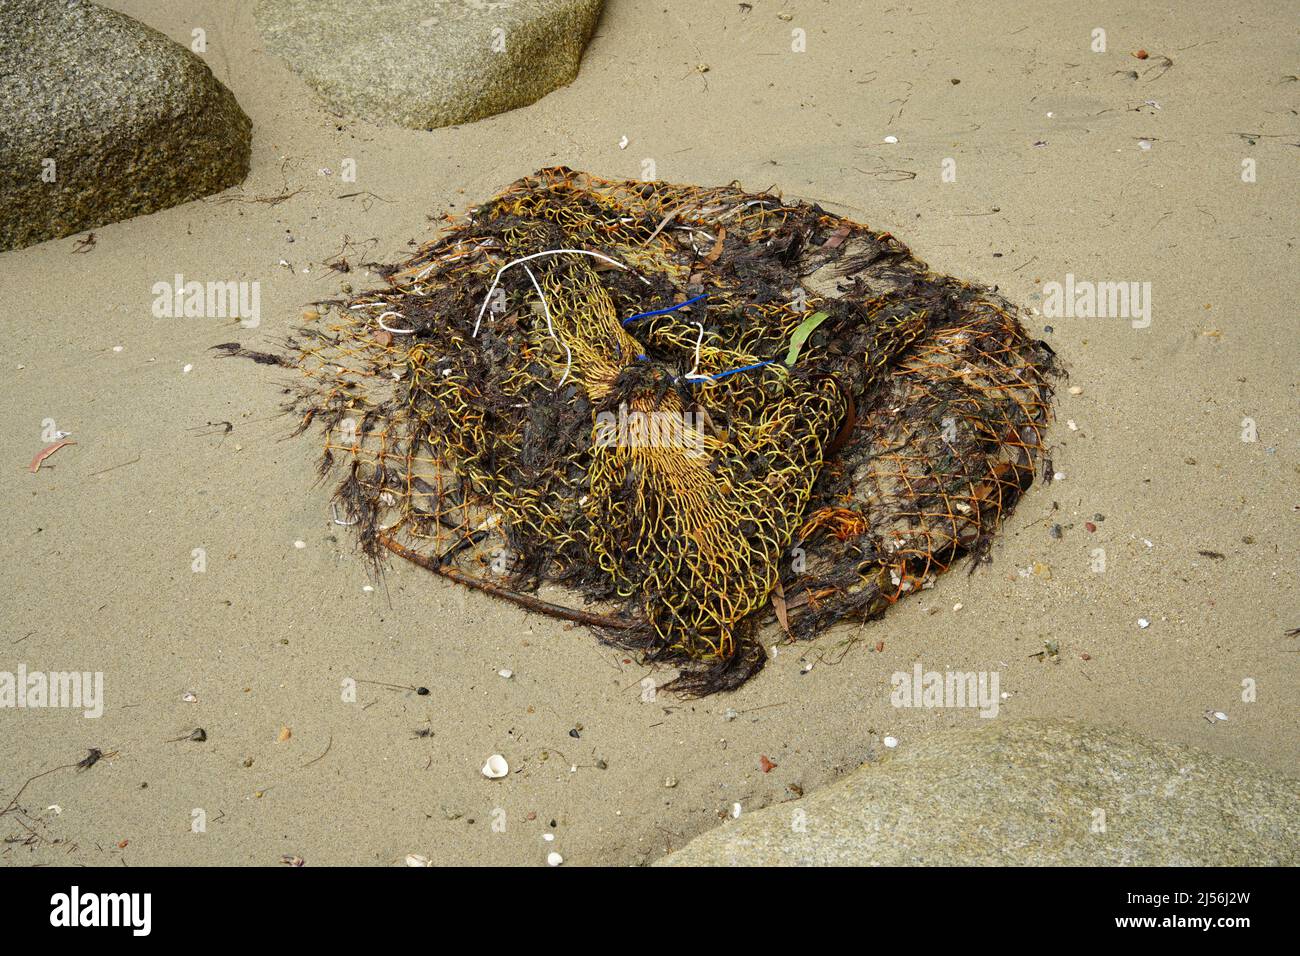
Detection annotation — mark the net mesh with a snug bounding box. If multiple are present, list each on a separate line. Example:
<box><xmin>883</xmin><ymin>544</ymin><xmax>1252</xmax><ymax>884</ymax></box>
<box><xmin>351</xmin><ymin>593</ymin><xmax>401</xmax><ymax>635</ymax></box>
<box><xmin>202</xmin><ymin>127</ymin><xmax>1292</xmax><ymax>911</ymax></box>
<box><xmin>260</xmin><ymin>167</ymin><xmax>1058</xmax><ymax>694</ymax></box>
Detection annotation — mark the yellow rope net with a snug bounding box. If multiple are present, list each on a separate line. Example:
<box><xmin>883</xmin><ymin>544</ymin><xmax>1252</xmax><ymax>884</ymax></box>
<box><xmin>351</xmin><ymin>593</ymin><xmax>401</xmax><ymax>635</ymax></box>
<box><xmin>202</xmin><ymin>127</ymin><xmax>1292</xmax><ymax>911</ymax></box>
<box><xmin>265</xmin><ymin>168</ymin><xmax>1057</xmax><ymax>693</ymax></box>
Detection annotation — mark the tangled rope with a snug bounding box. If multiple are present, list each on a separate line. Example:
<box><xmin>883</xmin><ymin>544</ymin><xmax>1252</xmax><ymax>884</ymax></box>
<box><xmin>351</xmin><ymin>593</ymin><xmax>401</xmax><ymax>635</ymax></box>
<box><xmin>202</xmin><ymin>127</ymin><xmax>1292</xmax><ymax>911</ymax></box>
<box><xmin>274</xmin><ymin>168</ymin><xmax>1058</xmax><ymax>694</ymax></box>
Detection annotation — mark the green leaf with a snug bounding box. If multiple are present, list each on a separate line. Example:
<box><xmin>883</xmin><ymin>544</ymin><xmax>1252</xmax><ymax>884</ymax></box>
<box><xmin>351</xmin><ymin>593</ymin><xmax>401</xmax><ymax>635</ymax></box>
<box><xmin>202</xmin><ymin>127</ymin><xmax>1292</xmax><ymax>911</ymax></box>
<box><xmin>784</xmin><ymin>311</ymin><xmax>830</xmax><ymax>366</ymax></box>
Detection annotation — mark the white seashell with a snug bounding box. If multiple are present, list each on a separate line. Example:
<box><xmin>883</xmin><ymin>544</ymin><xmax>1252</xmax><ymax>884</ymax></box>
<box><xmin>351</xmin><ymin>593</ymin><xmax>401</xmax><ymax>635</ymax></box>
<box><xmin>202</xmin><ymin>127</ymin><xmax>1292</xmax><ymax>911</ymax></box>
<box><xmin>481</xmin><ymin>754</ymin><xmax>509</xmax><ymax>778</ymax></box>
<box><xmin>1138</xmin><ymin>618</ymin><xmax>1150</xmax><ymax>629</ymax></box>
<box><xmin>883</xmin><ymin>135</ymin><xmax>898</xmax><ymax>144</ymax></box>
<box><xmin>498</xmin><ymin>669</ymin><xmax>513</xmax><ymax>679</ymax></box>
<box><xmin>883</xmin><ymin>736</ymin><xmax>899</xmax><ymax>748</ymax></box>
<box><xmin>404</xmin><ymin>854</ymin><xmax>431</xmax><ymax>867</ymax></box>
<box><xmin>1214</xmin><ymin>711</ymin><xmax>1228</xmax><ymax>721</ymax></box>
<box><xmin>547</xmin><ymin>851</ymin><xmax>563</xmax><ymax>866</ymax></box>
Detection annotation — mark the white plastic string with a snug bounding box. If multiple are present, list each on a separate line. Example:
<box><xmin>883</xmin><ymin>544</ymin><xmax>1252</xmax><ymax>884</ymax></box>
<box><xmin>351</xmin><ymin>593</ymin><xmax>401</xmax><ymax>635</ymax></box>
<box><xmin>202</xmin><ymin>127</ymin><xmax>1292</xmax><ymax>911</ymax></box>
<box><xmin>683</xmin><ymin>321</ymin><xmax>710</xmax><ymax>381</ymax></box>
<box><xmin>330</xmin><ymin>502</ymin><xmax>358</xmax><ymax>526</ymax></box>
<box><xmin>376</xmin><ymin>311</ymin><xmax>415</xmax><ymax>334</ymax></box>
<box><xmin>472</xmin><ymin>249</ymin><xmax>632</xmax><ymax>337</ymax></box>
<box><xmin>521</xmin><ymin>264</ymin><xmax>574</xmax><ymax>389</ymax></box>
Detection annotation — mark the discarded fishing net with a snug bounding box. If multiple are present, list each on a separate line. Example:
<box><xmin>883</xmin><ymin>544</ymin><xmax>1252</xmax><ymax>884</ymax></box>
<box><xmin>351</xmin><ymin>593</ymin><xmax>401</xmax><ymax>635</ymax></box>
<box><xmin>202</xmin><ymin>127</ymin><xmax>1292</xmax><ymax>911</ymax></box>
<box><xmin>263</xmin><ymin>167</ymin><xmax>1057</xmax><ymax>694</ymax></box>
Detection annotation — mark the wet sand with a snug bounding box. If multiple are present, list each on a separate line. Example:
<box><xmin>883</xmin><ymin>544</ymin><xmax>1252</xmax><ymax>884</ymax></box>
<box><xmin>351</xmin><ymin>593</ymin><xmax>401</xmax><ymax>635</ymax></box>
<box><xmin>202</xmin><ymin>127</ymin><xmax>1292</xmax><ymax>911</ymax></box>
<box><xmin>1</xmin><ymin>0</ymin><xmax>1296</xmax><ymax>865</ymax></box>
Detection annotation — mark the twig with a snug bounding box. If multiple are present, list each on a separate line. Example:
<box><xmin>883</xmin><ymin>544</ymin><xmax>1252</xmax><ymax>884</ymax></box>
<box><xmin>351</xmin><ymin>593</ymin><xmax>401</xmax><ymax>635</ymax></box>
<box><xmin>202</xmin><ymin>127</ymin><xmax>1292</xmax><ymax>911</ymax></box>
<box><xmin>379</xmin><ymin>534</ymin><xmax>636</xmax><ymax>630</ymax></box>
<box><xmin>1</xmin><ymin>750</ymin><xmax>103</xmax><ymax>817</ymax></box>
<box><xmin>87</xmin><ymin>454</ymin><xmax>141</xmax><ymax>477</ymax></box>
<box><xmin>301</xmin><ymin>735</ymin><xmax>333</xmax><ymax>769</ymax></box>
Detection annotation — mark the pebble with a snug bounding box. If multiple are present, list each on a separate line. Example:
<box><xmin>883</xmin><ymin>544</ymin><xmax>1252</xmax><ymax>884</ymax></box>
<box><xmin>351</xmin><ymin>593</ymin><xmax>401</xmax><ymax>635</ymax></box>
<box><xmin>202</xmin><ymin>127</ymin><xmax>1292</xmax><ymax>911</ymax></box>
<box><xmin>498</xmin><ymin>668</ymin><xmax>513</xmax><ymax>679</ymax></box>
<box><xmin>883</xmin><ymin>135</ymin><xmax>898</xmax><ymax>144</ymax></box>
<box><xmin>546</xmin><ymin>851</ymin><xmax>564</xmax><ymax>867</ymax></box>
<box><xmin>883</xmin><ymin>736</ymin><xmax>899</xmax><ymax>749</ymax></box>
<box><xmin>952</xmin><ymin>602</ymin><xmax>963</xmax><ymax>611</ymax></box>
<box><xmin>1068</xmin><ymin>385</ymin><xmax>1083</xmax><ymax>395</ymax></box>
<box><xmin>404</xmin><ymin>854</ymin><xmax>431</xmax><ymax>867</ymax></box>
<box><xmin>182</xmin><ymin>363</ymin><xmax>193</xmax><ymax>374</ymax></box>
<box><xmin>1214</xmin><ymin>711</ymin><xmax>1229</xmax><ymax>722</ymax></box>
<box><xmin>294</xmin><ymin>540</ymin><xmax>306</xmax><ymax>549</ymax></box>
<box><xmin>1138</xmin><ymin>618</ymin><xmax>1150</xmax><ymax>629</ymax></box>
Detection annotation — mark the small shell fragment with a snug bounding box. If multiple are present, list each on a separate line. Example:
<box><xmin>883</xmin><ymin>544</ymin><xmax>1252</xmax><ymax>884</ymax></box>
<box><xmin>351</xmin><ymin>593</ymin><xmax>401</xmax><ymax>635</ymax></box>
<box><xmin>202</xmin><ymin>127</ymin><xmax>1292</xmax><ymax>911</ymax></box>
<box><xmin>404</xmin><ymin>854</ymin><xmax>431</xmax><ymax>867</ymax></box>
<box><xmin>546</xmin><ymin>851</ymin><xmax>564</xmax><ymax>866</ymax></box>
<box><xmin>883</xmin><ymin>736</ymin><xmax>899</xmax><ymax>748</ymax></box>
<box><xmin>482</xmin><ymin>754</ymin><xmax>509</xmax><ymax>778</ymax></box>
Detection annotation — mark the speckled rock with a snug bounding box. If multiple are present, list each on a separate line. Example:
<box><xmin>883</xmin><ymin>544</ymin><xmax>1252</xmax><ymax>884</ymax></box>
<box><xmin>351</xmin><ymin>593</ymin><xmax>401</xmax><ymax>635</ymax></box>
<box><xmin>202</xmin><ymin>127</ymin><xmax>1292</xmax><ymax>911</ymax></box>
<box><xmin>658</xmin><ymin>719</ymin><xmax>1300</xmax><ymax>866</ymax></box>
<box><xmin>254</xmin><ymin>0</ymin><xmax>603</xmax><ymax>129</ymax></box>
<box><xmin>0</xmin><ymin>0</ymin><xmax>251</xmax><ymax>253</ymax></box>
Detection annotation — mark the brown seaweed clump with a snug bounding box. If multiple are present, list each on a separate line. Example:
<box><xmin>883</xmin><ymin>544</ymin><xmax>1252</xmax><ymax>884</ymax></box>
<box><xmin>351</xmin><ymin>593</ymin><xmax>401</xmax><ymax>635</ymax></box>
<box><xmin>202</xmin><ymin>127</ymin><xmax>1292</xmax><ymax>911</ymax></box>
<box><xmin>264</xmin><ymin>168</ymin><xmax>1058</xmax><ymax>694</ymax></box>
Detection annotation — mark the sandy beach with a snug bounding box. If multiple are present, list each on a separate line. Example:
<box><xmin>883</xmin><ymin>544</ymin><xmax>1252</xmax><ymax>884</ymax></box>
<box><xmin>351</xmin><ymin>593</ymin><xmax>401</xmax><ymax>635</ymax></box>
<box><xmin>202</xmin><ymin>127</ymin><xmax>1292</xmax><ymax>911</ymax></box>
<box><xmin>1</xmin><ymin>0</ymin><xmax>1296</xmax><ymax>866</ymax></box>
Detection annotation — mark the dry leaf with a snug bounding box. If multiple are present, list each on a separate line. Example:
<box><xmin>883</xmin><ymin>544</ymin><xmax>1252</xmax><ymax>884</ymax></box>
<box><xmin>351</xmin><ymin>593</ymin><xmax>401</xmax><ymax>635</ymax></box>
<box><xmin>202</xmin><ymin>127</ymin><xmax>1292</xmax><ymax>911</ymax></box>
<box><xmin>771</xmin><ymin>577</ymin><xmax>792</xmax><ymax>639</ymax></box>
